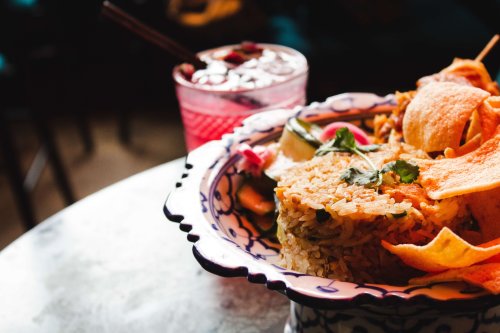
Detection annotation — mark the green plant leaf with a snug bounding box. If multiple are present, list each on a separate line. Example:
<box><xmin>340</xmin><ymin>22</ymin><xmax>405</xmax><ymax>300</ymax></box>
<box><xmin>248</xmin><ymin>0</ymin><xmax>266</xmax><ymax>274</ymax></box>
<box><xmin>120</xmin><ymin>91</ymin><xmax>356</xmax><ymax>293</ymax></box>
<box><xmin>381</xmin><ymin>160</ymin><xmax>420</xmax><ymax>184</ymax></box>
<box><xmin>340</xmin><ymin>167</ymin><xmax>381</xmax><ymax>187</ymax></box>
<box><xmin>316</xmin><ymin>209</ymin><xmax>330</xmax><ymax>223</ymax></box>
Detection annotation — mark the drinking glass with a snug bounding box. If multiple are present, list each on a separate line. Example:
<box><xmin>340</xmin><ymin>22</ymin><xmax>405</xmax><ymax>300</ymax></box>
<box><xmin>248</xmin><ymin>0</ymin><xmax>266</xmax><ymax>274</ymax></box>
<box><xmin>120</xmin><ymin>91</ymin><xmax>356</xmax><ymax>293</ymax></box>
<box><xmin>173</xmin><ymin>44</ymin><xmax>308</xmax><ymax>151</ymax></box>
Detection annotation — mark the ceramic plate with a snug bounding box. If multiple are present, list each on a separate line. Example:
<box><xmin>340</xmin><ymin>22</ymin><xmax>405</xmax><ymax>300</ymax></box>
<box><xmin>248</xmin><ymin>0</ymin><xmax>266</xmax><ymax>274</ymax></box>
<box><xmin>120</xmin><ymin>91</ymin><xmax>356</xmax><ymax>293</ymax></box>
<box><xmin>164</xmin><ymin>93</ymin><xmax>499</xmax><ymax>313</ymax></box>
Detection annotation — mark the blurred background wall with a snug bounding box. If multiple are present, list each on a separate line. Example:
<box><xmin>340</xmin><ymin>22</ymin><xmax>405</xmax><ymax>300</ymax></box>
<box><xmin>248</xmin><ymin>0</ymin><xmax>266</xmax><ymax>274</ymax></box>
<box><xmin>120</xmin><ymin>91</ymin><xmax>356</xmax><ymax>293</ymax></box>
<box><xmin>1</xmin><ymin>0</ymin><xmax>499</xmax><ymax>112</ymax></box>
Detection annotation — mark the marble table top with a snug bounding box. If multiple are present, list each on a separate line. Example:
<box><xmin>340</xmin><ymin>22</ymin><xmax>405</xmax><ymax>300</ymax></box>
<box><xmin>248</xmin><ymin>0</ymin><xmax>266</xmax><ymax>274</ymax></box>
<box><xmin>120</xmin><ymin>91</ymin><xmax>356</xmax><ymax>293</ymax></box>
<box><xmin>0</xmin><ymin>158</ymin><xmax>289</xmax><ymax>332</ymax></box>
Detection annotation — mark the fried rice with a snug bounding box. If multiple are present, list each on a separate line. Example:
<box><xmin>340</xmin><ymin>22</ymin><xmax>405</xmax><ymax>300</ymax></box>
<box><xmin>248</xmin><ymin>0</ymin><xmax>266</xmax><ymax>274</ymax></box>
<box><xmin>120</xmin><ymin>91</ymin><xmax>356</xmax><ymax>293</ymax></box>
<box><xmin>275</xmin><ymin>141</ymin><xmax>471</xmax><ymax>284</ymax></box>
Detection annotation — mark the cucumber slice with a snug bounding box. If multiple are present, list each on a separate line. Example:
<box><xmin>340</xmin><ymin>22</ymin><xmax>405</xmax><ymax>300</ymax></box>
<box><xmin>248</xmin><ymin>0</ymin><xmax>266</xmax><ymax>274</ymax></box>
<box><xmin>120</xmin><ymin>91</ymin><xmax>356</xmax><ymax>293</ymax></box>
<box><xmin>279</xmin><ymin>118</ymin><xmax>322</xmax><ymax>161</ymax></box>
<box><xmin>287</xmin><ymin>118</ymin><xmax>322</xmax><ymax>148</ymax></box>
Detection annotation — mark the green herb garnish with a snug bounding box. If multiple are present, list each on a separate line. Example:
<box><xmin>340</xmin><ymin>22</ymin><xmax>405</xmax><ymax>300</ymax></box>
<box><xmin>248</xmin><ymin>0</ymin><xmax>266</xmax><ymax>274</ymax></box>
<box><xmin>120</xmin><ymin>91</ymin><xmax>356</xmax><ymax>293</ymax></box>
<box><xmin>315</xmin><ymin>128</ymin><xmax>381</xmax><ymax>156</ymax></box>
<box><xmin>381</xmin><ymin>160</ymin><xmax>420</xmax><ymax>184</ymax></box>
<box><xmin>340</xmin><ymin>168</ymin><xmax>380</xmax><ymax>187</ymax></box>
<box><xmin>316</xmin><ymin>209</ymin><xmax>331</xmax><ymax>223</ymax></box>
<box><xmin>391</xmin><ymin>211</ymin><xmax>408</xmax><ymax>219</ymax></box>
<box><xmin>316</xmin><ymin>128</ymin><xmax>382</xmax><ymax>187</ymax></box>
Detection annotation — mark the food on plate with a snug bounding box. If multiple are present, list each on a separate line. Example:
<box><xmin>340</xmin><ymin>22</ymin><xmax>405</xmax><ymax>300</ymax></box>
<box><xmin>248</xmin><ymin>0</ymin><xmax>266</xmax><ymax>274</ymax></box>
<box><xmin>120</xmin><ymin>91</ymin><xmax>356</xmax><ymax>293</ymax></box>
<box><xmin>381</xmin><ymin>227</ymin><xmax>500</xmax><ymax>272</ymax></box>
<box><xmin>275</xmin><ymin>142</ymin><xmax>462</xmax><ymax>284</ymax></box>
<box><xmin>417</xmin><ymin>58</ymin><xmax>500</xmax><ymax>95</ymax></box>
<box><xmin>374</xmin><ymin>58</ymin><xmax>499</xmax><ymax>145</ymax></box>
<box><xmin>234</xmin><ymin>55</ymin><xmax>500</xmax><ymax>291</ymax></box>
<box><xmin>467</xmin><ymin>187</ymin><xmax>500</xmax><ymax>243</ymax></box>
<box><xmin>415</xmin><ymin>134</ymin><xmax>500</xmax><ymax>200</ymax></box>
<box><xmin>409</xmin><ymin>263</ymin><xmax>500</xmax><ymax>295</ymax></box>
<box><xmin>402</xmin><ymin>82</ymin><xmax>490</xmax><ymax>152</ymax></box>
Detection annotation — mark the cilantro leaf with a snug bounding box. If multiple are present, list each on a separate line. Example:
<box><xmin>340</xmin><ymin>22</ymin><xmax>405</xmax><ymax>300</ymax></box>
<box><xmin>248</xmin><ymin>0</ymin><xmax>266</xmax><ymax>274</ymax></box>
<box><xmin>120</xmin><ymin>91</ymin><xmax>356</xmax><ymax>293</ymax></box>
<box><xmin>315</xmin><ymin>128</ymin><xmax>380</xmax><ymax>156</ymax></box>
<box><xmin>332</xmin><ymin>127</ymin><xmax>356</xmax><ymax>150</ymax></box>
<box><xmin>316</xmin><ymin>127</ymin><xmax>383</xmax><ymax>187</ymax></box>
<box><xmin>381</xmin><ymin>160</ymin><xmax>420</xmax><ymax>184</ymax></box>
<box><xmin>340</xmin><ymin>167</ymin><xmax>381</xmax><ymax>187</ymax></box>
<box><xmin>315</xmin><ymin>127</ymin><xmax>354</xmax><ymax>156</ymax></box>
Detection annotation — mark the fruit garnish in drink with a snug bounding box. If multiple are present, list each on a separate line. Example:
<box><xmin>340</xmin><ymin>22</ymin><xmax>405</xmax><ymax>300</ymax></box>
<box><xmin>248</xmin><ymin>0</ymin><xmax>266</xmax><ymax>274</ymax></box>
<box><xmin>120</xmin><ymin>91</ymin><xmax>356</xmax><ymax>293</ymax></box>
<box><xmin>179</xmin><ymin>63</ymin><xmax>195</xmax><ymax>80</ymax></box>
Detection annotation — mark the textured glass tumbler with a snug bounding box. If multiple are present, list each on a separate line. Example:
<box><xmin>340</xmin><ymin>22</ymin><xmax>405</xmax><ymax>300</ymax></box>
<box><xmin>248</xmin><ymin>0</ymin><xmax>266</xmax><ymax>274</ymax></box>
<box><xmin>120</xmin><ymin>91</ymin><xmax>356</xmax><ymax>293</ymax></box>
<box><xmin>173</xmin><ymin>44</ymin><xmax>308</xmax><ymax>151</ymax></box>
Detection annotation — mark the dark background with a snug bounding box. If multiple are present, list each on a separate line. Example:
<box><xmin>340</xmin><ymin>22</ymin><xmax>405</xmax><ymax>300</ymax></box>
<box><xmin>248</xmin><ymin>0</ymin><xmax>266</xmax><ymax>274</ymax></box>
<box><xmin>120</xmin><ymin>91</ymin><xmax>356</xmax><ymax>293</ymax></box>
<box><xmin>1</xmin><ymin>0</ymin><xmax>499</xmax><ymax>115</ymax></box>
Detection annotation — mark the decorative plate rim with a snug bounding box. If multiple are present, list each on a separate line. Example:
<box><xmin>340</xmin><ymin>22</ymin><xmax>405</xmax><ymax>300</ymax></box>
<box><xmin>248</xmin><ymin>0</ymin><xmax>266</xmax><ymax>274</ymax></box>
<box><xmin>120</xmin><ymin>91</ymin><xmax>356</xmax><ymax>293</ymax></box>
<box><xmin>164</xmin><ymin>92</ymin><xmax>500</xmax><ymax>312</ymax></box>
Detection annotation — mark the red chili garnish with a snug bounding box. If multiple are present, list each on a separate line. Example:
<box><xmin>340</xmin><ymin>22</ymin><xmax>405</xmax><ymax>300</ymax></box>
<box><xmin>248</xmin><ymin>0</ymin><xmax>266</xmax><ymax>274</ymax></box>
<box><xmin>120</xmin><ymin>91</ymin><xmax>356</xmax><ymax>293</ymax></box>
<box><xmin>223</xmin><ymin>51</ymin><xmax>245</xmax><ymax>65</ymax></box>
<box><xmin>179</xmin><ymin>63</ymin><xmax>195</xmax><ymax>80</ymax></box>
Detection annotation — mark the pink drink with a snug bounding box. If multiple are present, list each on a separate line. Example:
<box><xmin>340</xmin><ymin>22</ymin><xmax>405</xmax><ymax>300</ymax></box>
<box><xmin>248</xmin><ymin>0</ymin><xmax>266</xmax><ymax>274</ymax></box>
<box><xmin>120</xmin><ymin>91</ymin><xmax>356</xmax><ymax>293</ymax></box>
<box><xmin>173</xmin><ymin>43</ymin><xmax>308</xmax><ymax>151</ymax></box>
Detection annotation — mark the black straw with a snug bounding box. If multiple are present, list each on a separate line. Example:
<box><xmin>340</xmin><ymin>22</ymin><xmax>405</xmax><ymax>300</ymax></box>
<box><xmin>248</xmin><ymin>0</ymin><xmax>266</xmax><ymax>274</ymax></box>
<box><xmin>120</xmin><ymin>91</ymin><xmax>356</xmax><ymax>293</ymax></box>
<box><xmin>101</xmin><ymin>1</ymin><xmax>206</xmax><ymax>69</ymax></box>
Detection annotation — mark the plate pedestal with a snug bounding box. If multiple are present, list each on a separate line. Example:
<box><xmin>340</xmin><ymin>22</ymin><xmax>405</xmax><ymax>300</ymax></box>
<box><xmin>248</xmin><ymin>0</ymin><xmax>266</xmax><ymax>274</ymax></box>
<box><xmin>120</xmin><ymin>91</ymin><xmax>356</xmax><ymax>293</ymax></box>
<box><xmin>284</xmin><ymin>301</ymin><xmax>500</xmax><ymax>333</ymax></box>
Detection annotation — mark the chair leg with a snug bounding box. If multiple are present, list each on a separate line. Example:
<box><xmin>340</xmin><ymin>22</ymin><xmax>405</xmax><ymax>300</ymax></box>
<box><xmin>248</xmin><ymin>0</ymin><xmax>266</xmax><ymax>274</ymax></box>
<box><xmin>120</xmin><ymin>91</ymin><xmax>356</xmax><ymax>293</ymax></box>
<box><xmin>31</xmin><ymin>112</ymin><xmax>76</xmax><ymax>206</ymax></box>
<box><xmin>0</xmin><ymin>113</ymin><xmax>37</xmax><ymax>230</ymax></box>
<box><xmin>74</xmin><ymin>111</ymin><xmax>94</xmax><ymax>153</ymax></box>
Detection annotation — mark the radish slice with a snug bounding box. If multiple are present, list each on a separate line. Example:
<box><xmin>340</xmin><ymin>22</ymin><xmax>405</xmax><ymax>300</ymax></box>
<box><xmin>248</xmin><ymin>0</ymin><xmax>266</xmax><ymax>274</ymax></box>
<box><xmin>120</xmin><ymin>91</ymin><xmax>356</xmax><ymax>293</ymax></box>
<box><xmin>236</xmin><ymin>144</ymin><xmax>275</xmax><ymax>177</ymax></box>
<box><xmin>320</xmin><ymin>122</ymin><xmax>371</xmax><ymax>145</ymax></box>
<box><xmin>237</xmin><ymin>144</ymin><xmax>264</xmax><ymax>166</ymax></box>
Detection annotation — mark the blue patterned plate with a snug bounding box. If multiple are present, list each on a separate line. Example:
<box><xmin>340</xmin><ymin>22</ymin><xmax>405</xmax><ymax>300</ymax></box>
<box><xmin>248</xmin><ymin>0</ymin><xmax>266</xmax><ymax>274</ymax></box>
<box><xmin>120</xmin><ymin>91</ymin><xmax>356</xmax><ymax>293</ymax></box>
<box><xmin>164</xmin><ymin>93</ymin><xmax>499</xmax><ymax>315</ymax></box>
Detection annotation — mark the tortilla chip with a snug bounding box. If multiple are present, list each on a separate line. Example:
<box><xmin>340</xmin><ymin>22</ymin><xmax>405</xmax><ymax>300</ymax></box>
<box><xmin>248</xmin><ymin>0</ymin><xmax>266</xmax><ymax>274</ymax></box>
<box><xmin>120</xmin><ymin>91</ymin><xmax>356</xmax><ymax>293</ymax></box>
<box><xmin>480</xmin><ymin>238</ymin><xmax>500</xmax><ymax>264</ymax></box>
<box><xmin>381</xmin><ymin>227</ymin><xmax>500</xmax><ymax>272</ymax></box>
<box><xmin>417</xmin><ymin>72</ymin><xmax>472</xmax><ymax>89</ymax></box>
<box><xmin>478</xmin><ymin>96</ymin><xmax>500</xmax><ymax>142</ymax></box>
<box><xmin>415</xmin><ymin>134</ymin><xmax>500</xmax><ymax>200</ymax></box>
<box><xmin>466</xmin><ymin>110</ymin><xmax>482</xmax><ymax>142</ymax></box>
<box><xmin>409</xmin><ymin>264</ymin><xmax>487</xmax><ymax>284</ymax></box>
<box><xmin>467</xmin><ymin>187</ymin><xmax>500</xmax><ymax>243</ymax></box>
<box><xmin>455</xmin><ymin>133</ymin><xmax>482</xmax><ymax>156</ymax></box>
<box><xmin>403</xmin><ymin>82</ymin><xmax>490</xmax><ymax>152</ymax></box>
<box><xmin>463</xmin><ymin>264</ymin><xmax>500</xmax><ymax>294</ymax></box>
<box><xmin>409</xmin><ymin>263</ymin><xmax>500</xmax><ymax>294</ymax></box>
<box><xmin>478</xmin><ymin>238</ymin><xmax>500</xmax><ymax>264</ymax></box>
<box><xmin>441</xmin><ymin>58</ymin><xmax>500</xmax><ymax>96</ymax></box>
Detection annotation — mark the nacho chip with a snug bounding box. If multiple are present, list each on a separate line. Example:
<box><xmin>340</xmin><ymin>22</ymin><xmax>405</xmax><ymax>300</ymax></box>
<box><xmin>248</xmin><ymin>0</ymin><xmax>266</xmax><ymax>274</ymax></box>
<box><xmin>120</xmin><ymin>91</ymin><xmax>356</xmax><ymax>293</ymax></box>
<box><xmin>467</xmin><ymin>187</ymin><xmax>500</xmax><ymax>243</ymax></box>
<box><xmin>456</xmin><ymin>133</ymin><xmax>482</xmax><ymax>156</ymax></box>
<box><xmin>478</xmin><ymin>96</ymin><xmax>500</xmax><ymax>142</ymax></box>
<box><xmin>409</xmin><ymin>263</ymin><xmax>489</xmax><ymax>284</ymax></box>
<box><xmin>478</xmin><ymin>241</ymin><xmax>500</xmax><ymax>265</ymax></box>
<box><xmin>441</xmin><ymin>58</ymin><xmax>500</xmax><ymax>96</ymax></box>
<box><xmin>417</xmin><ymin>72</ymin><xmax>472</xmax><ymax>89</ymax></box>
<box><xmin>480</xmin><ymin>238</ymin><xmax>500</xmax><ymax>264</ymax></box>
<box><xmin>381</xmin><ymin>227</ymin><xmax>500</xmax><ymax>272</ymax></box>
<box><xmin>462</xmin><ymin>264</ymin><xmax>500</xmax><ymax>294</ymax></box>
<box><xmin>403</xmin><ymin>82</ymin><xmax>490</xmax><ymax>152</ymax></box>
<box><xmin>409</xmin><ymin>263</ymin><xmax>500</xmax><ymax>294</ymax></box>
<box><xmin>415</xmin><ymin>134</ymin><xmax>500</xmax><ymax>200</ymax></box>
<box><xmin>466</xmin><ymin>110</ymin><xmax>482</xmax><ymax>142</ymax></box>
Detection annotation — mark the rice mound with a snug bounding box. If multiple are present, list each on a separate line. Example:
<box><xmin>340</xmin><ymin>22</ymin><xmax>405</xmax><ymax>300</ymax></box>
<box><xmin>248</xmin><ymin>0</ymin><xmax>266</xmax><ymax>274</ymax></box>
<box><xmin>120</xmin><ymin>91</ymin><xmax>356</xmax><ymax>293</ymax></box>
<box><xmin>275</xmin><ymin>142</ymin><xmax>470</xmax><ymax>284</ymax></box>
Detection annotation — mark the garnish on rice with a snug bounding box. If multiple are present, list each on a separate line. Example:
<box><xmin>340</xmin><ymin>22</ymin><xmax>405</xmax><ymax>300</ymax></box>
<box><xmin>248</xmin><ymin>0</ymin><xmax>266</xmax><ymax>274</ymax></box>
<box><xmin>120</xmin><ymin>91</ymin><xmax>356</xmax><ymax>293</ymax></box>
<box><xmin>316</xmin><ymin>127</ymin><xmax>383</xmax><ymax>188</ymax></box>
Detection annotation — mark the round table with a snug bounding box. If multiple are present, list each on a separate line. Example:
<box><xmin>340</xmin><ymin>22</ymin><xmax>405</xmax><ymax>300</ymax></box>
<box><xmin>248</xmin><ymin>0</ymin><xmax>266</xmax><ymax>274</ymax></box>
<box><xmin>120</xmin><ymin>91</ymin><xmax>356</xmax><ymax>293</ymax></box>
<box><xmin>0</xmin><ymin>158</ymin><xmax>289</xmax><ymax>332</ymax></box>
